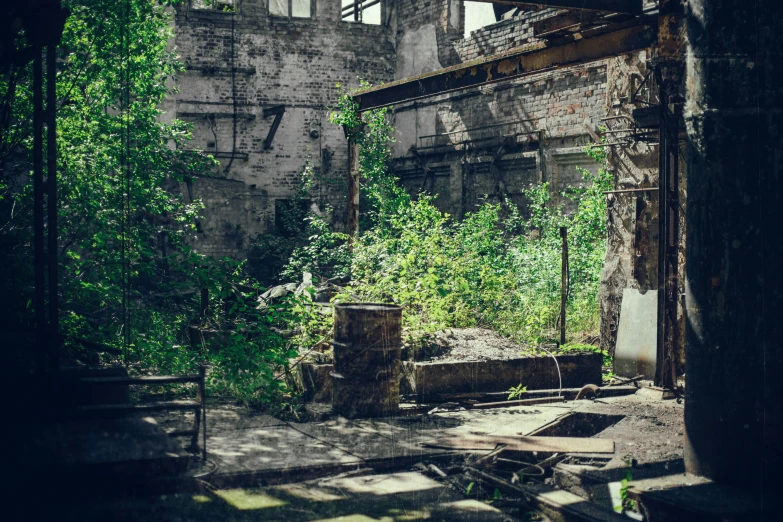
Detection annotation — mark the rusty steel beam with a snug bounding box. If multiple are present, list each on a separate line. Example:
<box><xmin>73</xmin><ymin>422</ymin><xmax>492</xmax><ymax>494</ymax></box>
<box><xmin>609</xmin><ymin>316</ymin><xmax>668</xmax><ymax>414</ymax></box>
<box><xmin>533</xmin><ymin>10</ymin><xmax>602</xmax><ymax>36</ymax></box>
<box><xmin>354</xmin><ymin>20</ymin><xmax>656</xmax><ymax>111</ymax></box>
<box><xmin>465</xmin><ymin>0</ymin><xmax>643</xmax><ymax>15</ymax></box>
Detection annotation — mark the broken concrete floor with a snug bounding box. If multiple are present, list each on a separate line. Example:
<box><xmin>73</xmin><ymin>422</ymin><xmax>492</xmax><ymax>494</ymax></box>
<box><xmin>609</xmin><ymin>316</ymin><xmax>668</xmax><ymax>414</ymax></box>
<box><xmin>54</xmin><ymin>391</ymin><xmax>755</xmax><ymax>521</ymax></box>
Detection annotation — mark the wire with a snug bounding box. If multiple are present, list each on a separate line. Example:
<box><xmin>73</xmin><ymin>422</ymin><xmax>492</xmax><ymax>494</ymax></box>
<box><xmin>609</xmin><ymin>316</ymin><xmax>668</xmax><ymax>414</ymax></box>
<box><xmin>537</xmin><ymin>343</ymin><xmax>562</xmax><ymax>398</ymax></box>
<box><xmin>222</xmin><ymin>8</ymin><xmax>238</xmax><ymax>174</ymax></box>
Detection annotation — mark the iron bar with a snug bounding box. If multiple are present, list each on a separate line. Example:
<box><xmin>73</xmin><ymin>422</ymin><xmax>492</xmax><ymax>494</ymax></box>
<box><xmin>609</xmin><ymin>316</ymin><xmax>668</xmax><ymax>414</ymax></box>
<box><xmin>46</xmin><ymin>44</ymin><xmax>59</xmax><ymax>373</ymax></box>
<box><xmin>603</xmin><ymin>187</ymin><xmax>658</xmax><ymax>194</ymax></box>
<box><xmin>560</xmin><ymin>226</ymin><xmax>568</xmax><ymax>345</ymax></box>
<box><xmin>33</xmin><ymin>48</ymin><xmax>45</xmax><ymax>373</ymax></box>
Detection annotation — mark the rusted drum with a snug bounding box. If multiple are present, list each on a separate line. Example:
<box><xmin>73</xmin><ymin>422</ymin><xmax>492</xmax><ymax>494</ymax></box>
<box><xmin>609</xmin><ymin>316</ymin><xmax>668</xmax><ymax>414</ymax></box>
<box><xmin>334</xmin><ymin>303</ymin><xmax>402</xmax><ymax>346</ymax></box>
<box><xmin>331</xmin><ymin>303</ymin><xmax>402</xmax><ymax>418</ymax></box>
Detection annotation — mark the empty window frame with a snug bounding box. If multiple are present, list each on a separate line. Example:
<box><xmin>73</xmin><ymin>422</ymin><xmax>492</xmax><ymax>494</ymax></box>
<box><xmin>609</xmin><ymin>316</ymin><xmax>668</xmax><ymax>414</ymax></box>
<box><xmin>341</xmin><ymin>0</ymin><xmax>381</xmax><ymax>25</ymax></box>
<box><xmin>270</xmin><ymin>0</ymin><xmax>312</xmax><ymax>18</ymax></box>
<box><xmin>190</xmin><ymin>0</ymin><xmax>236</xmax><ymax>12</ymax></box>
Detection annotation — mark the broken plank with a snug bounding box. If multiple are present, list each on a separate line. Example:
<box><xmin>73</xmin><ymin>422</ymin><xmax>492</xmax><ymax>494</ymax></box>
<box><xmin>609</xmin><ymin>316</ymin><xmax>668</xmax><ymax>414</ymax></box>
<box><xmin>470</xmin><ymin>396</ymin><xmax>565</xmax><ymax>409</ymax></box>
<box><xmin>424</xmin><ymin>435</ymin><xmax>615</xmax><ymax>454</ymax></box>
<box><xmin>468</xmin><ymin>466</ymin><xmax>630</xmax><ymax>522</ymax></box>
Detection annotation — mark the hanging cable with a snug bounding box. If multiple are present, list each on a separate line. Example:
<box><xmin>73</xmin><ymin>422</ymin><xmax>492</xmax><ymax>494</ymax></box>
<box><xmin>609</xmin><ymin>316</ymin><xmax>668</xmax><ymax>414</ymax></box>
<box><xmin>223</xmin><ymin>7</ymin><xmax>238</xmax><ymax>174</ymax></box>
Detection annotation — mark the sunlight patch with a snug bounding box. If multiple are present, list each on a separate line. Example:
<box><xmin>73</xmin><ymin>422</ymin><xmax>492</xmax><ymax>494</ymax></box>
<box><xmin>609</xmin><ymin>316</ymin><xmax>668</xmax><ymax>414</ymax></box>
<box><xmin>214</xmin><ymin>488</ymin><xmax>287</xmax><ymax>510</ymax></box>
<box><xmin>273</xmin><ymin>483</ymin><xmax>346</xmax><ymax>502</ymax></box>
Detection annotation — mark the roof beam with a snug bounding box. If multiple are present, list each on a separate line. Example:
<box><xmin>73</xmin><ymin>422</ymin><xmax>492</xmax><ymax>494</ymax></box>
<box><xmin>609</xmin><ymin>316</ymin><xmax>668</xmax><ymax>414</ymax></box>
<box><xmin>465</xmin><ymin>0</ymin><xmax>644</xmax><ymax>15</ymax></box>
<box><xmin>353</xmin><ymin>20</ymin><xmax>656</xmax><ymax>111</ymax></box>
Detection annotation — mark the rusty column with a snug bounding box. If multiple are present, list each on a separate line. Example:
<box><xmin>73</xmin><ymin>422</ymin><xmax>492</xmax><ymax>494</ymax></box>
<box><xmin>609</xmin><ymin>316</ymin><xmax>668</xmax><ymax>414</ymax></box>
<box><xmin>683</xmin><ymin>0</ymin><xmax>781</xmax><ymax>508</ymax></box>
<box><xmin>346</xmin><ymin>126</ymin><xmax>362</xmax><ymax>242</ymax></box>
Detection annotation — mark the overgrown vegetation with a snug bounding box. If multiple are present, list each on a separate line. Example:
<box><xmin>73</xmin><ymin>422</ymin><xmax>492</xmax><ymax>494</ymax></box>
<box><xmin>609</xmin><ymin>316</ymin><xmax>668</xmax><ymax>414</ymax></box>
<box><xmin>1</xmin><ymin>0</ymin><xmax>297</xmax><ymax>408</ymax></box>
<box><xmin>1</xmin><ymin>3</ymin><xmax>610</xmax><ymax>409</ymax></box>
<box><xmin>288</xmin><ymin>87</ymin><xmax>612</xmax><ymax>350</ymax></box>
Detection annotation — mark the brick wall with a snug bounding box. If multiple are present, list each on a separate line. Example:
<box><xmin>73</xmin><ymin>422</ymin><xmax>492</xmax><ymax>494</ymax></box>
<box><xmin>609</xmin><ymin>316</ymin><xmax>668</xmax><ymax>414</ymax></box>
<box><xmin>172</xmin><ymin>0</ymin><xmax>395</xmax><ymax>256</ymax></box>
<box><xmin>390</xmin><ymin>7</ymin><xmax>609</xmax><ymax>217</ymax></box>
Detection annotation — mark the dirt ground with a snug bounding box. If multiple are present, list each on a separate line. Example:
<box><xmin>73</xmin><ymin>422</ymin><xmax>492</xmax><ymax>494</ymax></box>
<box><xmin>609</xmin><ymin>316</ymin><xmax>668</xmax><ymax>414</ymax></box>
<box><xmin>419</xmin><ymin>328</ymin><xmax>533</xmax><ymax>362</ymax></box>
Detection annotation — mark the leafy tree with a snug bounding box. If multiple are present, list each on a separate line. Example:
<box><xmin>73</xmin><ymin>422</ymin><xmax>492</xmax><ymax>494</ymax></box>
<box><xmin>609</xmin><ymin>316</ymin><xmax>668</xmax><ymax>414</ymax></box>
<box><xmin>0</xmin><ymin>1</ymin><xmax>298</xmax><ymax>406</ymax></box>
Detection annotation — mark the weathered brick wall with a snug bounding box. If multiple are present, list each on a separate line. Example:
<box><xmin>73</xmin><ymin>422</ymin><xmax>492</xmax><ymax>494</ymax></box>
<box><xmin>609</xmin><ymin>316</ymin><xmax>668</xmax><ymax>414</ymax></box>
<box><xmin>391</xmin><ymin>7</ymin><xmax>609</xmax><ymax>218</ymax></box>
<box><xmin>455</xmin><ymin>7</ymin><xmax>557</xmax><ymax>60</ymax></box>
<box><xmin>172</xmin><ymin>0</ymin><xmax>395</xmax><ymax>256</ymax></box>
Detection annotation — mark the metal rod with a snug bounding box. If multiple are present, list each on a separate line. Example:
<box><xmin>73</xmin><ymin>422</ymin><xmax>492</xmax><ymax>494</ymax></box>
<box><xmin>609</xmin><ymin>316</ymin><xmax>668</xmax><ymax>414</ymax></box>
<box><xmin>33</xmin><ymin>48</ymin><xmax>45</xmax><ymax>374</ymax></box>
<box><xmin>600</xmin><ymin>115</ymin><xmax>632</xmax><ymax>121</ymax></box>
<box><xmin>347</xmin><ymin>132</ymin><xmax>360</xmax><ymax>242</ymax></box>
<box><xmin>603</xmin><ymin>186</ymin><xmax>658</xmax><ymax>194</ymax></box>
<box><xmin>200</xmin><ymin>364</ymin><xmax>207</xmax><ymax>460</ymax></box>
<box><xmin>341</xmin><ymin>0</ymin><xmax>380</xmax><ymax>14</ymax></box>
<box><xmin>46</xmin><ymin>44</ymin><xmax>59</xmax><ymax>374</ymax></box>
<box><xmin>560</xmin><ymin>226</ymin><xmax>568</xmax><ymax>346</ymax></box>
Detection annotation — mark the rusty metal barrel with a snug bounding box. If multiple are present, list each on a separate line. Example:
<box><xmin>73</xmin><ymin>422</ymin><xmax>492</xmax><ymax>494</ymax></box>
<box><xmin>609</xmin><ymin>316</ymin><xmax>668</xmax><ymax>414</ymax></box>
<box><xmin>331</xmin><ymin>303</ymin><xmax>402</xmax><ymax>418</ymax></box>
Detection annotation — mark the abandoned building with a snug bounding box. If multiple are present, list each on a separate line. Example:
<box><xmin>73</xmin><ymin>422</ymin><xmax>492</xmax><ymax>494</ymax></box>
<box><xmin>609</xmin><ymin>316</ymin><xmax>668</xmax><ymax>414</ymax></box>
<box><xmin>3</xmin><ymin>0</ymin><xmax>781</xmax><ymax>520</ymax></box>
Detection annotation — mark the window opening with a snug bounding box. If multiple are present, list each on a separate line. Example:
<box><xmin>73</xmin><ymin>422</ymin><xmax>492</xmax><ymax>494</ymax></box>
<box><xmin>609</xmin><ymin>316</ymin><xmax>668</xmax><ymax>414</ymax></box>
<box><xmin>270</xmin><ymin>0</ymin><xmax>312</xmax><ymax>18</ymax></box>
<box><xmin>341</xmin><ymin>0</ymin><xmax>381</xmax><ymax>25</ymax></box>
<box><xmin>191</xmin><ymin>0</ymin><xmax>236</xmax><ymax>12</ymax></box>
<box><xmin>463</xmin><ymin>1</ymin><xmax>500</xmax><ymax>37</ymax></box>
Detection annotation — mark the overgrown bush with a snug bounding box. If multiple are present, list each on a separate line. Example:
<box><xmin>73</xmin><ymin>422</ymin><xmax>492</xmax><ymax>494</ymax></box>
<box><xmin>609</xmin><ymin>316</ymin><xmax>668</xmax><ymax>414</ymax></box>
<box><xmin>289</xmin><ymin>88</ymin><xmax>611</xmax><ymax>347</ymax></box>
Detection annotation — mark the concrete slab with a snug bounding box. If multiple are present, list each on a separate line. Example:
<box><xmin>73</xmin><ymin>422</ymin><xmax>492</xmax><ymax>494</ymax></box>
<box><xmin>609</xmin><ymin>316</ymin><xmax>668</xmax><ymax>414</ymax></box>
<box><xmin>614</xmin><ymin>288</ymin><xmax>658</xmax><ymax>379</ymax></box>
<box><xmin>404</xmin><ymin>352</ymin><xmax>603</xmax><ymax>398</ymax></box>
<box><xmin>67</xmin><ymin>470</ymin><xmax>512</xmax><ymax>521</ymax></box>
<box><xmin>289</xmin><ymin>418</ymin><xmax>448</xmax><ymax>461</ymax></box>
<box><xmin>206</xmin><ymin>425</ymin><xmax>361</xmax><ymax>476</ymax></box>
<box><xmin>148</xmin><ymin>407</ymin><xmax>285</xmax><ymax>435</ymax></box>
<box><xmin>440</xmin><ymin>403</ymin><xmax>578</xmax><ymax>437</ymax></box>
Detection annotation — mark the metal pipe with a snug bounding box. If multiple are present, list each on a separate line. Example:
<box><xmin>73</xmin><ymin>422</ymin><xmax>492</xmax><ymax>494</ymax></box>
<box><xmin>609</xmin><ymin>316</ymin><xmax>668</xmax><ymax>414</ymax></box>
<box><xmin>602</xmin><ymin>187</ymin><xmax>657</xmax><ymax>194</ymax></box>
<box><xmin>33</xmin><ymin>48</ymin><xmax>45</xmax><ymax>373</ymax></box>
<box><xmin>46</xmin><ymin>44</ymin><xmax>59</xmax><ymax>373</ymax></box>
<box><xmin>559</xmin><ymin>227</ymin><xmax>568</xmax><ymax>346</ymax></box>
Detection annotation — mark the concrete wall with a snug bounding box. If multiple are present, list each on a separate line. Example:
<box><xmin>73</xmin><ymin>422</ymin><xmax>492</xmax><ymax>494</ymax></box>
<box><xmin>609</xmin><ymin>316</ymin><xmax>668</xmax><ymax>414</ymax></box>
<box><xmin>172</xmin><ymin>0</ymin><xmax>395</xmax><ymax>256</ymax></box>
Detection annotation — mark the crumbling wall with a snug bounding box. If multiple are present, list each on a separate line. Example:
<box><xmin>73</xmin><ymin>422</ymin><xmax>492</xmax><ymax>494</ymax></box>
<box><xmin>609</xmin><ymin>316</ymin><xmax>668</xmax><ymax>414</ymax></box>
<box><xmin>390</xmin><ymin>8</ymin><xmax>608</xmax><ymax>219</ymax></box>
<box><xmin>599</xmin><ymin>51</ymin><xmax>686</xmax><ymax>367</ymax></box>
<box><xmin>172</xmin><ymin>0</ymin><xmax>395</xmax><ymax>256</ymax></box>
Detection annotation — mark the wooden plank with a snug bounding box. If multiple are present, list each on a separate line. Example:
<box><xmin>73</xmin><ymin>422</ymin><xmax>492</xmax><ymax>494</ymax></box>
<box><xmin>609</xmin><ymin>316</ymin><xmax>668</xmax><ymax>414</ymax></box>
<box><xmin>78</xmin><ymin>400</ymin><xmax>200</xmax><ymax>413</ymax></box>
<box><xmin>81</xmin><ymin>374</ymin><xmax>201</xmax><ymax>385</ymax></box>
<box><xmin>424</xmin><ymin>434</ymin><xmax>615</xmax><ymax>454</ymax></box>
<box><xmin>471</xmin><ymin>396</ymin><xmax>565</xmax><ymax>409</ymax></box>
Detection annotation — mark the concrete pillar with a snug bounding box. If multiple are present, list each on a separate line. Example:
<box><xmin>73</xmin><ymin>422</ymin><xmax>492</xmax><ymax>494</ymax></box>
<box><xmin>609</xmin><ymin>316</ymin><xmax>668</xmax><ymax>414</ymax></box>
<box><xmin>684</xmin><ymin>0</ymin><xmax>782</xmax><ymax>507</ymax></box>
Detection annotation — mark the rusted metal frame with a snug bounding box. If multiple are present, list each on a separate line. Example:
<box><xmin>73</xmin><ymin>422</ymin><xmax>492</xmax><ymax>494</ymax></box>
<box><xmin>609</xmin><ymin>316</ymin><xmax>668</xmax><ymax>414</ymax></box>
<box><xmin>533</xmin><ymin>10</ymin><xmax>602</xmax><ymax>36</ymax></box>
<box><xmin>33</xmin><ymin>47</ymin><xmax>46</xmax><ymax>373</ymax></box>
<box><xmin>465</xmin><ymin>0</ymin><xmax>643</xmax><ymax>15</ymax></box>
<box><xmin>655</xmin><ymin>72</ymin><xmax>680</xmax><ymax>389</ymax></box>
<box><xmin>341</xmin><ymin>0</ymin><xmax>381</xmax><ymax>20</ymax></box>
<box><xmin>353</xmin><ymin>20</ymin><xmax>656</xmax><ymax>111</ymax></box>
<box><xmin>263</xmin><ymin>105</ymin><xmax>285</xmax><ymax>149</ymax></box>
<box><xmin>47</xmin><ymin>44</ymin><xmax>59</xmax><ymax>373</ymax></box>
